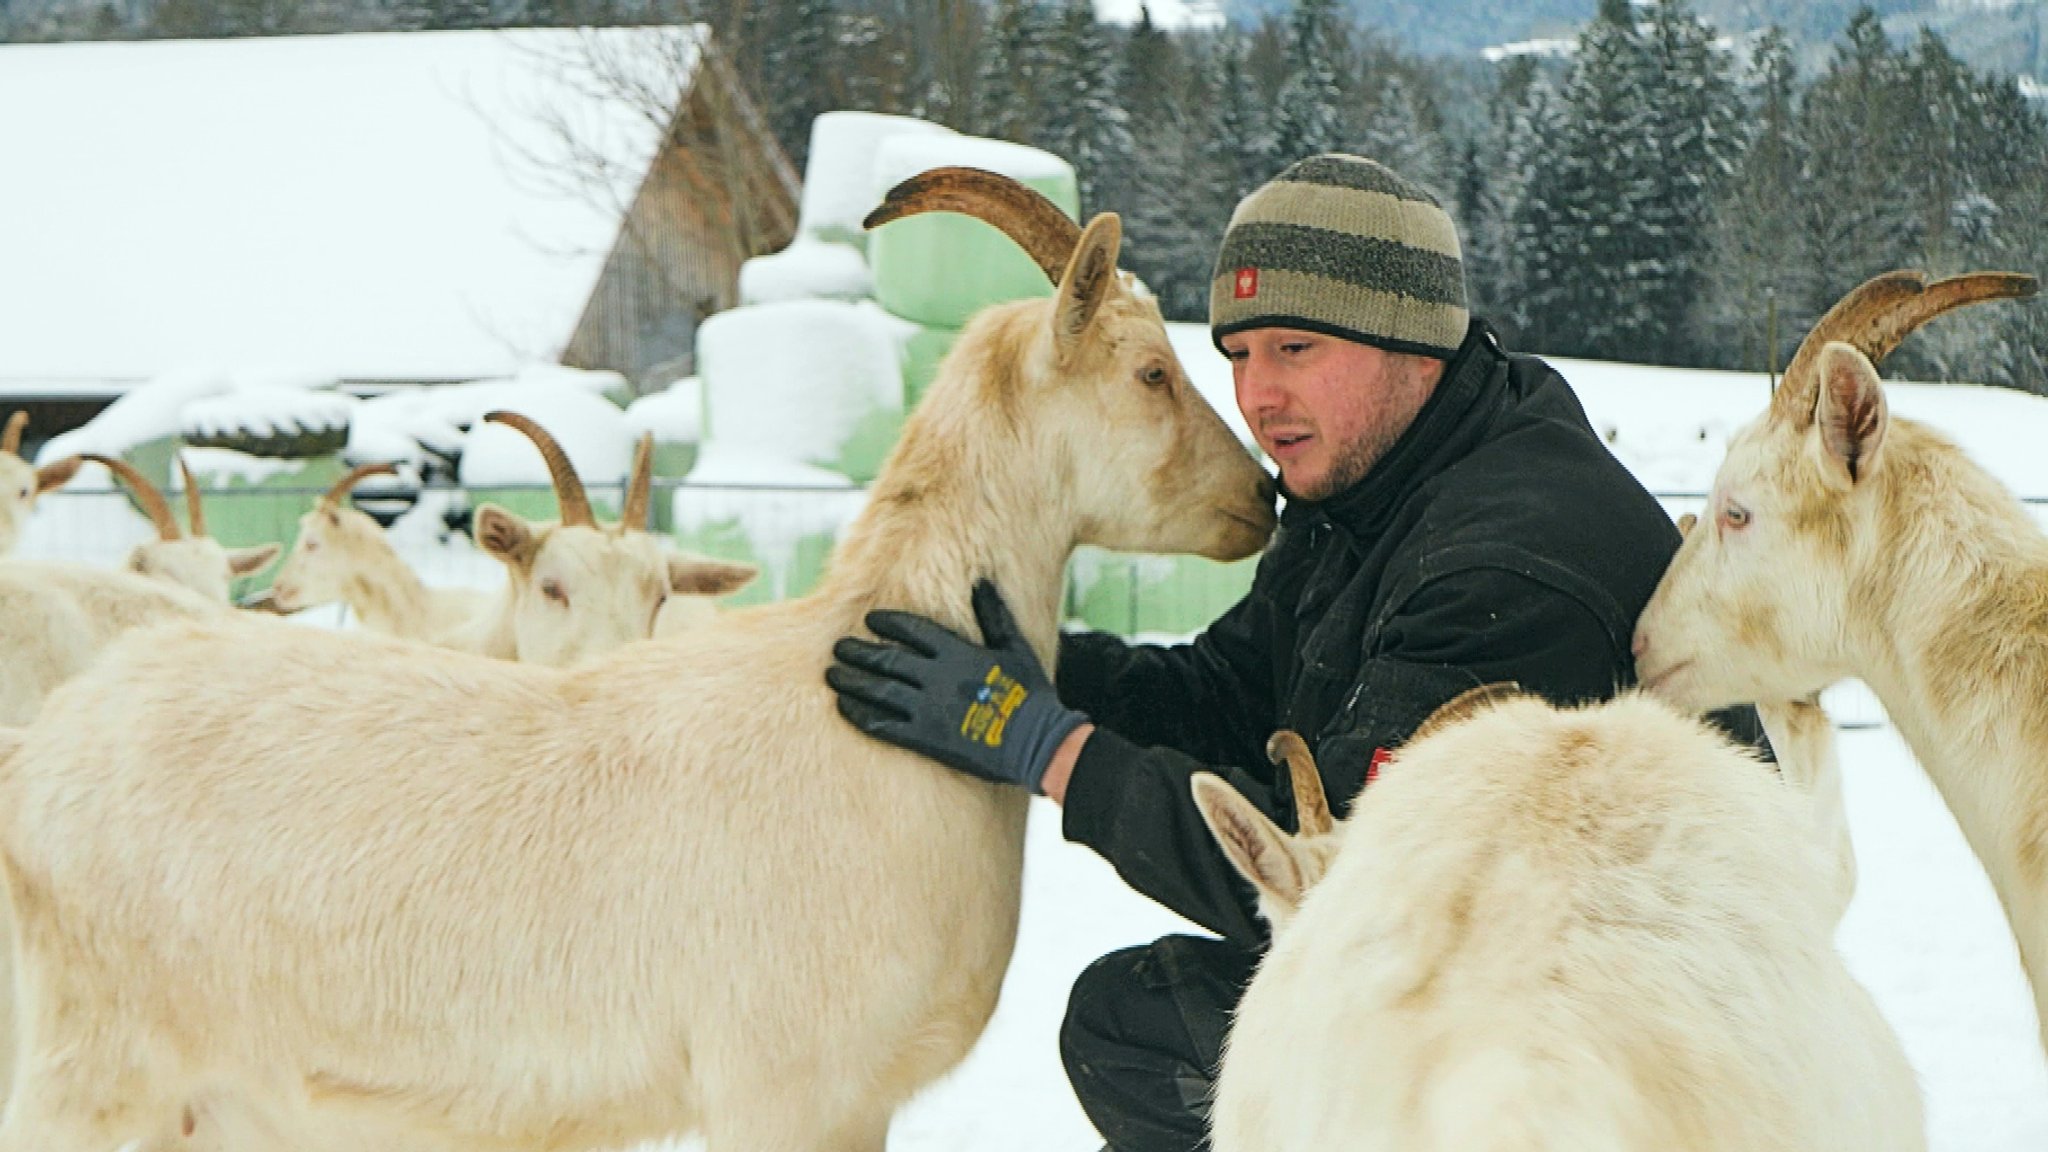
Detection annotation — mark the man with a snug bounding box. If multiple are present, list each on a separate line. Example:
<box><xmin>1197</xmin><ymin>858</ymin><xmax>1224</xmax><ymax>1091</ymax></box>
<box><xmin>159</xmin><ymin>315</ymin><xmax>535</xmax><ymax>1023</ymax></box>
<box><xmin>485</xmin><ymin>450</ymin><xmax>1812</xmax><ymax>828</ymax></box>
<box><xmin>827</xmin><ymin>153</ymin><xmax>1721</xmax><ymax>1150</ymax></box>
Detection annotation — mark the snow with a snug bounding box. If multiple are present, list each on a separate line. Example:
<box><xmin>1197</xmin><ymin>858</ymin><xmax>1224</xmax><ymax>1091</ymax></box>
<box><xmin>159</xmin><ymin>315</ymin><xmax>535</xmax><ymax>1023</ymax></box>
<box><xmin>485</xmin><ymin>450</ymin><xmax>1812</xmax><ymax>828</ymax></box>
<box><xmin>625</xmin><ymin>378</ymin><xmax>705</xmax><ymax>444</ymax></box>
<box><xmin>0</xmin><ymin>28</ymin><xmax>696</xmax><ymax>385</ymax></box>
<box><xmin>179</xmin><ymin>446</ymin><xmax>305</xmax><ymax>488</ymax></box>
<box><xmin>695</xmin><ymin>300</ymin><xmax>906</xmax><ymax>469</ymax></box>
<box><xmin>36</xmin><ymin>368</ymin><xmax>326</xmax><ymax>462</ymax></box>
<box><xmin>183</xmin><ymin>387</ymin><xmax>355</xmax><ymax>443</ymax></box>
<box><xmin>798</xmin><ymin>111</ymin><xmax>957</xmax><ymax>246</ymax></box>
<box><xmin>739</xmin><ymin>236</ymin><xmax>874</xmax><ymax>305</ymax></box>
<box><xmin>1482</xmin><ymin>37</ymin><xmax>1579</xmax><ymax>62</ymax></box>
<box><xmin>1562</xmin><ymin>357</ymin><xmax>2048</xmax><ymax>503</ymax></box>
<box><xmin>1165</xmin><ymin>322</ymin><xmax>1254</xmax><ymax>448</ymax></box>
<box><xmin>1090</xmin><ymin>0</ymin><xmax>1226</xmax><ymax>30</ymax></box>
<box><xmin>456</xmin><ymin>385</ymin><xmax>633</xmax><ymax>488</ymax></box>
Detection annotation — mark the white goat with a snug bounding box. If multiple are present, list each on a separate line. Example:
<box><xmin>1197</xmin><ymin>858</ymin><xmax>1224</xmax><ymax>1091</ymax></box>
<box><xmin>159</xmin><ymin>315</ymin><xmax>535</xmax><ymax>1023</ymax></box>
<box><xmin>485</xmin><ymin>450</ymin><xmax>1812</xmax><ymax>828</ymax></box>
<box><xmin>0</xmin><ymin>559</ymin><xmax>226</xmax><ymax>1101</ymax></box>
<box><xmin>0</xmin><ymin>413</ymin><xmax>81</xmax><ymax>557</ymax></box>
<box><xmin>0</xmin><ymin>559</ymin><xmax>222</xmax><ymax>726</ymax></box>
<box><xmin>266</xmin><ymin>413</ymin><xmax>755</xmax><ymax>664</ymax></box>
<box><xmin>1631</xmin><ymin>269</ymin><xmax>2048</xmax><ymax>1052</ymax></box>
<box><xmin>82</xmin><ymin>453</ymin><xmax>281</xmax><ymax>603</ymax></box>
<box><xmin>1192</xmin><ymin>690</ymin><xmax>1920</xmax><ymax>1152</ymax></box>
<box><xmin>0</xmin><ymin>168</ymin><xmax>1277</xmax><ymax>1152</ymax></box>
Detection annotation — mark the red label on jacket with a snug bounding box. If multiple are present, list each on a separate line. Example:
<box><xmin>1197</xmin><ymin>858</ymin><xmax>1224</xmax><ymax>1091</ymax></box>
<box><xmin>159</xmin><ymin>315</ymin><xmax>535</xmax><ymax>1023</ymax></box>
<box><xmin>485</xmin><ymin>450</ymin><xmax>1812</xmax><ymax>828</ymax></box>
<box><xmin>1365</xmin><ymin>746</ymin><xmax>1392</xmax><ymax>785</ymax></box>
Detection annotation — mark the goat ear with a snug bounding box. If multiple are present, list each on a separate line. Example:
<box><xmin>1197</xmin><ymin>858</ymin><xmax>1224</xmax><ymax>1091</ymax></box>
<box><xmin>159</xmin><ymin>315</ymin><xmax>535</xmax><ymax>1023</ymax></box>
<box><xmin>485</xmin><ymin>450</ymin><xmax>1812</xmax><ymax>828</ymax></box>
<box><xmin>1053</xmin><ymin>213</ymin><xmax>1123</xmax><ymax>362</ymax></box>
<box><xmin>667</xmin><ymin>555</ymin><xmax>757</xmax><ymax>596</ymax></box>
<box><xmin>1815</xmin><ymin>341</ymin><xmax>1888</xmax><ymax>486</ymax></box>
<box><xmin>227</xmin><ymin>543</ymin><xmax>282</xmax><ymax>577</ymax></box>
<box><xmin>35</xmin><ymin>456</ymin><xmax>81</xmax><ymax>493</ymax></box>
<box><xmin>1675</xmin><ymin>512</ymin><xmax>1697</xmax><ymax>539</ymax></box>
<box><xmin>1192</xmin><ymin>772</ymin><xmax>1314</xmax><ymax>915</ymax></box>
<box><xmin>473</xmin><ymin>503</ymin><xmax>539</xmax><ymax>571</ymax></box>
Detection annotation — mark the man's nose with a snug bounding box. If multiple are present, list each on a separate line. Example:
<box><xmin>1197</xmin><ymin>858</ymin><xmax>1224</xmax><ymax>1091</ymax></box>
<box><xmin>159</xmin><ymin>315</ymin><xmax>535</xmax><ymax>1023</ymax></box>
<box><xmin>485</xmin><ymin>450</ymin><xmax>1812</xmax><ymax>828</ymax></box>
<box><xmin>1235</xmin><ymin>357</ymin><xmax>1283</xmax><ymax>413</ymax></box>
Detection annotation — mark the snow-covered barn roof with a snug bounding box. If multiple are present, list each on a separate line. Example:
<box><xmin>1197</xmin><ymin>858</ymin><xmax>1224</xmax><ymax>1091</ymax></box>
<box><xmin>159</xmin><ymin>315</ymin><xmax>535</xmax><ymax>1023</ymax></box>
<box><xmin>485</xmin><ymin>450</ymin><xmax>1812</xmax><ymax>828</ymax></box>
<box><xmin>0</xmin><ymin>27</ymin><xmax>706</xmax><ymax>391</ymax></box>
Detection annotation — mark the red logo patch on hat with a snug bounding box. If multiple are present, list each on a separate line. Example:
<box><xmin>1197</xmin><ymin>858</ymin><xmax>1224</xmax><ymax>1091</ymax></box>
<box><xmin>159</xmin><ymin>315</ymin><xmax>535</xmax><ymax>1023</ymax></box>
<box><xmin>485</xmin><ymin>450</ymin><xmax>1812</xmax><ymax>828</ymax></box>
<box><xmin>1234</xmin><ymin>267</ymin><xmax>1259</xmax><ymax>299</ymax></box>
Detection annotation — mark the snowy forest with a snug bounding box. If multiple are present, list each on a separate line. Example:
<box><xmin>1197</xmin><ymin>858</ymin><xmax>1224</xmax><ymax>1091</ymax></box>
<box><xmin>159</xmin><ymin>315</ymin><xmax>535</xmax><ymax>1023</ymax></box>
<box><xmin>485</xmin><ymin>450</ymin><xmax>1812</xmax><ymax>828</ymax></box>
<box><xmin>10</xmin><ymin>0</ymin><xmax>2047</xmax><ymax>390</ymax></box>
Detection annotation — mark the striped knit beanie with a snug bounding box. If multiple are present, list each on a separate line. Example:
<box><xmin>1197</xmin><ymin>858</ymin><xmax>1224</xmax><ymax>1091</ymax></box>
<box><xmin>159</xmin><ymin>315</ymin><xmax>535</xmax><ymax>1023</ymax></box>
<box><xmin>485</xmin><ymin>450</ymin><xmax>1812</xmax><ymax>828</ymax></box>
<box><xmin>1211</xmin><ymin>153</ymin><xmax>1468</xmax><ymax>360</ymax></box>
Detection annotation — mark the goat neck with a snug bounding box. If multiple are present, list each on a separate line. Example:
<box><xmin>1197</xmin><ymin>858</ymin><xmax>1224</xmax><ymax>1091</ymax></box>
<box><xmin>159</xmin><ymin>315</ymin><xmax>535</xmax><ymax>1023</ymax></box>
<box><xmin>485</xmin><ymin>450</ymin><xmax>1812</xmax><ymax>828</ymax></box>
<box><xmin>824</xmin><ymin>373</ymin><xmax>1069</xmax><ymax>670</ymax></box>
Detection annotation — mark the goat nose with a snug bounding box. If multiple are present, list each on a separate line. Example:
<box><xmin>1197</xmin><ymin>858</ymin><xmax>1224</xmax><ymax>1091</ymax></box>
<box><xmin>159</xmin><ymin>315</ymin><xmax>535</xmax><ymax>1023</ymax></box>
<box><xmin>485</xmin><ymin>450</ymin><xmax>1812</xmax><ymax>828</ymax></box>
<box><xmin>1631</xmin><ymin>630</ymin><xmax>1649</xmax><ymax>660</ymax></box>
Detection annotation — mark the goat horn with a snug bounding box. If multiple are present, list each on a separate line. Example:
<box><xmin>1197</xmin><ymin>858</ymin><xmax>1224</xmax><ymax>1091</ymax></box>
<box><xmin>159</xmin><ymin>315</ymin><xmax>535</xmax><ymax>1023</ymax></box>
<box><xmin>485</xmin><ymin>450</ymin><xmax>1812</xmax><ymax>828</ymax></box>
<box><xmin>863</xmin><ymin>166</ymin><xmax>1081</xmax><ymax>284</ymax></box>
<box><xmin>322</xmin><ymin>462</ymin><xmax>399</xmax><ymax>509</ymax></box>
<box><xmin>1265</xmin><ymin>730</ymin><xmax>1333</xmax><ymax>838</ymax></box>
<box><xmin>1</xmin><ymin>412</ymin><xmax>25</xmax><ymax>456</ymax></box>
<box><xmin>82</xmin><ymin>453</ymin><xmax>180</xmax><ymax>541</ymax></box>
<box><xmin>621</xmin><ymin>432</ymin><xmax>654</xmax><ymax>531</ymax></box>
<box><xmin>483</xmin><ymin>411</ymin><xmax>593</xmax><ymax>528</ymax></box>
<box><xmin>176</xmin><ymin>455</ymin><xmax>207</xmax><ymax>537</ymax></box>
<box><xmin>1777</xmin><ymin>270</ymin><xmax>2040</xmax><ymax>424</ymax></box>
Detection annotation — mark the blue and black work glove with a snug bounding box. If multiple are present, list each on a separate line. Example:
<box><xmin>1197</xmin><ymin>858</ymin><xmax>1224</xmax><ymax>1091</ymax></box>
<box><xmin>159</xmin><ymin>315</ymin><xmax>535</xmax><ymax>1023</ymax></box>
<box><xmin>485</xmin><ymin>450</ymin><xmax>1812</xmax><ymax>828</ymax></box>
<box><xmin>827</xmin><ymin>579</ymin><xmax>1087</xmax><ymax>794</ymax></box>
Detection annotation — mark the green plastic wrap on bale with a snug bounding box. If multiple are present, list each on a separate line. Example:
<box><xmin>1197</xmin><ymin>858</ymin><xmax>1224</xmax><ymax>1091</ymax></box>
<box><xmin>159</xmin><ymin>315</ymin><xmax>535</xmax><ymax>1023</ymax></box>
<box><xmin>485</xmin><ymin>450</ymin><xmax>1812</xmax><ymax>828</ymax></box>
<box><xmin>1065</xmin><ymin>550</ymin><xmax>1260</xmax><ymax>637</ymax></box>
<box><xmin>667</xmin><ymin>519</ymin><xmax>838</xmax><ymax>608</ymax></box>
<box><xmin>902</xmin><ymin>325</ymin><xmax>963</xmax><ymax>408</ymax></box>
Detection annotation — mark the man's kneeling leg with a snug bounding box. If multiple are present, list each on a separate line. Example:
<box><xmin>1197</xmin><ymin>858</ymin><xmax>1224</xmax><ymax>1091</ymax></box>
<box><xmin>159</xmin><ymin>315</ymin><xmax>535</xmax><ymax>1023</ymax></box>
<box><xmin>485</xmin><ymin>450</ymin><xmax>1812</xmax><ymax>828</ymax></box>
<box><xmin>1059</xmin><ymin>934</ymin><xmax>1261</xmax><ymax>1152</ymax></box>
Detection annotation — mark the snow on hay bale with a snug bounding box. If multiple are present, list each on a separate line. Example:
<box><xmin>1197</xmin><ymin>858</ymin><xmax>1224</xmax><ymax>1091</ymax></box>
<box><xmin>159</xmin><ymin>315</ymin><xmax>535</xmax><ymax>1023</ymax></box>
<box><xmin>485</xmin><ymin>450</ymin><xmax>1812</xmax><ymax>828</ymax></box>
<box><xmin>797</xmin><ymin>110</ymin><xmax>956</xmax><ymax>248</ymax></box>
<box><xmin>739</xmin><ymin>234</ymin><xmax>874</xmax><ymax>306</ymax></box>
<box><xmin>695</xmin><ymin>298</ymin><xmax>909</xmax><ymax>483</ymax></box>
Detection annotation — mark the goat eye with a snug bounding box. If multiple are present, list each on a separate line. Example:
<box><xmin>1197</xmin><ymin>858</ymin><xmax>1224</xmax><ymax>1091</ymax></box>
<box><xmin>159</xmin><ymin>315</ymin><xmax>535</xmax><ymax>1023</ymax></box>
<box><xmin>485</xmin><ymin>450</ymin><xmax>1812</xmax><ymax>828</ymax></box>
<box><xmin>1721</xmin><ymin>502</ymin><xmax>1751</xmax><ymax>530</ymax></box>
<box><xmin>541</xmin><ymin>578</ymin><xmax>569</xmax><ymax>607</ymax></box>
<box><xmin>1140</xmin><ymin>364</ymin><xmax>1169</xmax><ymax>389</ymax></box>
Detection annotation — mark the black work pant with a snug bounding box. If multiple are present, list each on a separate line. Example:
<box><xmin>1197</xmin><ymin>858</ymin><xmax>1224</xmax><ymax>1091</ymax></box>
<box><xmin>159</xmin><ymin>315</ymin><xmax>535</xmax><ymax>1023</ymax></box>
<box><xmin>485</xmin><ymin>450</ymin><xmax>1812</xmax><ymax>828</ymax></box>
<box><xmin>1059</xmin><ymin>934</ymin><xmax>1262</xmax><ymax>1152</ymax></box>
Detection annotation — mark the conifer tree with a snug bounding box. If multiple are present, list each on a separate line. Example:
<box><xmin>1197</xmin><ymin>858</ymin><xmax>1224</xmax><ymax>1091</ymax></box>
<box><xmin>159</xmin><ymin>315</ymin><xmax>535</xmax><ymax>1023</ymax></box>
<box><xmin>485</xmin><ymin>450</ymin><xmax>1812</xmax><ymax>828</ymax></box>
<box><xmin>1516</xmin><ymin>0</ymin><xmax>1654</xmax><ymax>358</ymax></box>
<box><xmin>1352</xmin><ymin>68</ymin><xmax>1452</xmax><ymax>203</ymax></box>
<box><xmin>1269</xmin><ymin>0</ymin><xmax>1348</xmax><ymax>164</ymax></box>
<box><xmin>1038</xmin><ymin>0</ymin><xmax>1135</xmax><ymax>216</ymax></box>
<box><xmin>1698</xmin><ymin>26</ymin><xmax>1814</xmax><ymax>374</ymax></box>
<box><xmin>975</xmin><ymin>0</ymin><xmax>1048</xmax><ymax>142</ymax></box>
<box><xmin>760</xmin><ymin>0</ymin><xmax>836</xmax><ymax>167</ymax></box>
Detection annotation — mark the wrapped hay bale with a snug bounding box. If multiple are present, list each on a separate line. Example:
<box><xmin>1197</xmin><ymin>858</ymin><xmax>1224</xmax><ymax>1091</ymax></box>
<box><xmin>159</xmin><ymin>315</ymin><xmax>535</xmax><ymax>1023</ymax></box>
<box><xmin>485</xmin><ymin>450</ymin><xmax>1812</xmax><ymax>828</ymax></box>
<box><xmin>696</xmin><ymin>299</ymin><xmax>908</xmax><ymax>483</ymax></box>
<box><xmin>867</xmin><ymin>134</ymin><xmax>1078</xmax><ymax>330</ymax></box>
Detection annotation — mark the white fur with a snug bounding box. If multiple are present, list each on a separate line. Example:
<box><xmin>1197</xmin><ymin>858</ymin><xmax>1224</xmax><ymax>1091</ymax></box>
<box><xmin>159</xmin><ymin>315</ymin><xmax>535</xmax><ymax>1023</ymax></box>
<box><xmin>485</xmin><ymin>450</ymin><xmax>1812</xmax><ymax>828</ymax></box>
<box><xmin>269</xmin><ymin>496</ymin><xmax>753</xmax><ymax>666</ymax></box>
<box><xmin>1195</xmin><ymin>694</ymin><xmax>1920</xmax><ymax>1152</ymax></box>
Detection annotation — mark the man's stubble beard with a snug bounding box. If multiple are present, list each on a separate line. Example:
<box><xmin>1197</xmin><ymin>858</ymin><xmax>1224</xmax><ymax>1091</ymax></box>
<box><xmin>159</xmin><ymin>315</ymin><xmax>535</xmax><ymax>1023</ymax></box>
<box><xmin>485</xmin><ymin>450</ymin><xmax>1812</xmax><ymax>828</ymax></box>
<box><xmin>1287</xmin><ymin>360</ymin><xmax>1439</xmax><ymax>503</ymax></box>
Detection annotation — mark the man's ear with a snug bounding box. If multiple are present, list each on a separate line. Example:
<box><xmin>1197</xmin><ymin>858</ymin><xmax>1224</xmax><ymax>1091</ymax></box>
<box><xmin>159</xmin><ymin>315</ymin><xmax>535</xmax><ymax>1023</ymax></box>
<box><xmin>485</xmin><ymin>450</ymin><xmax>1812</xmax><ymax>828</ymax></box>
<box><xmin>473</xmin><ymin>503</ymin><xmax>539</xmax><ymax>571</ymax></box>
<box><xmin>227</xmin><ymin>543</ymin><xmax>282</xmax><ymax>577</ymax></box>
<box><xmin>1191</xmin><ymin>772</ymin><xmax>1316</xmax><ymax>916</ymax></box>
<box><xmin>667</xmin><ymin>555</ymin><xmax>758</xmax><ymax>596</ymax></box>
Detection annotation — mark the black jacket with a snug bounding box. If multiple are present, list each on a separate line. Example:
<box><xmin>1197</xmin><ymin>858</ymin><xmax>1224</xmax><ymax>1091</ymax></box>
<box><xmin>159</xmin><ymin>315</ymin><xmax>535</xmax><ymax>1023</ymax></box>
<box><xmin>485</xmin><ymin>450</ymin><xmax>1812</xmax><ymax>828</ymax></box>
<box><xmin>1057</xmin><ymin>319</ymin><xmax>1691</xmax><ymax>946</ymax></box>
